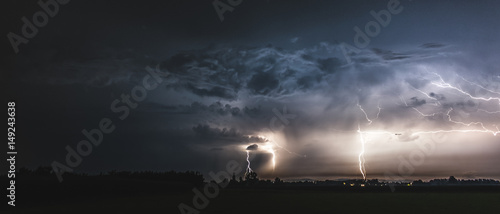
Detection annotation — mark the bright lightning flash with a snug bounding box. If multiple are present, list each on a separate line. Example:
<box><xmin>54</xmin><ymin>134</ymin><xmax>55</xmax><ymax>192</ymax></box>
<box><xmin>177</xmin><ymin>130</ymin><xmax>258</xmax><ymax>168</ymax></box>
<box><xmin>242</xmin><ymin>134</ymin><xmax>306</xmax><ymax>177</ymax></box>
<box><xmin>261</xmin><ymin>143</ymin><xmax>276</xmax><ymax>171</ymax></box>
<box><xmin>246</xmin><ymin>150</ymin><xmax>253</xmax><ymax>175</ymax></box>
<box><xmin>351</xmin><ymin>70</ymin><xmax>500</xmax><ymax>180</ymax></box>
<box><xmin>357</xmin><ymin>124</ymin><xmax>366</xmax><ymax>181</ymax></box>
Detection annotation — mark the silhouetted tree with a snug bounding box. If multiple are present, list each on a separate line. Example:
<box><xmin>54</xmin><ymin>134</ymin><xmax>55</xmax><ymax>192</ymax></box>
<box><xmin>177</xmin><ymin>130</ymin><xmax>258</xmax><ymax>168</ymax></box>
<box><xmin>35</xmin><ymin>166</ymin><xmax>52</xmax><ymax>175</ymax></box>
<box><xmin>413</xmin><ymin>179</ymin><xmax>424</xmax><ymax>185</ymax></box>
<box><xmin>448</xmin><ymin>176</ymin><xmax>458</xmax><ymax>184</ymax></box>
<box><xmin>18</xmin><ymin>167</ymin><xmax>31</xmax><ymax>175</ymax></box>
<box><xmin>245</xmin><ymin>171</ymin><xmax>258</xmax><ymax>182</ymax></box>
<box><xmin>274</xmin><ymin>177</ymin><xmax>283</xmax><ymax>185</ymax></box>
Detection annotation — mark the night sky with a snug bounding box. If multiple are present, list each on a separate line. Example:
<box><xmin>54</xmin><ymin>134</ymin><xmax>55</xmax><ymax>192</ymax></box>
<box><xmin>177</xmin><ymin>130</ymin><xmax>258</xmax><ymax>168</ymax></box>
<box><xmin>3</xmin><ymin>0</ymin><xmax>500</xmax><ymax>181</ymax></box>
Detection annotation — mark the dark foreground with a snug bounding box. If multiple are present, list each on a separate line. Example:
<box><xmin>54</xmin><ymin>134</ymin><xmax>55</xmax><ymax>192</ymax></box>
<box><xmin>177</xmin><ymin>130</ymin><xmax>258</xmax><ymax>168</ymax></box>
<box><xmin>3</xmin><ymin>172</ymin><xmax>500</xmax><ymax>213</ymax></box>
<box><xmin>5</xmin><ymin>187</ymin><xmax>500</xmax><ymax>214</ymax></box>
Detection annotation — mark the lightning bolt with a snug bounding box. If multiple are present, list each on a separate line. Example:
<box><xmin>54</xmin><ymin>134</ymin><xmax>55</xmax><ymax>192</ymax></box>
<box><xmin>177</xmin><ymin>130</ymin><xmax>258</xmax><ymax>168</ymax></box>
<box><xmin>270</xmin><ymin>140</ymin><xmax>307</xmax><ymax>158</ymax></box>
<box><xmin>246</xmin><ymin>150</ymin><xmax>253</xmax><ymax>175</ymax></box>
<box><xmin>242</xmin><ymin>134</ymin><xmax>305</xmax><ymax>180</ymax></box>
<box><xmin>430</xmin><ymin>72</ymin><xmax>500</xmax><ymax>104</ymax></box>
<box><xmin>350</xmin><ymin>70</ymin><xmax>500</xmax><ymax>181</ymax></box>
<box><xmin>457</xmin><ymin>75</ymin><xmax>500</xmax><ymax>97</ymax></box>
<box><xmin>269</xmin><ymin>147</ymin><xmax>276</xmax><ymax>172</ymax></box>
<box><xmin>271</xmin><ymin>151</ymin><xmax>276</xmax><ymax>171</ymax></box>
<box><xmin>423</xmin><ymin>71</ymin><xmax>499</xmax><ymax>136</ymax></box>
<box><xmin>261</xmin><ymin>143</ymin><xmax>276</xmax><ymax>172</ymax></box>
<box><xmin>411</xmin><ymin>86</ymin><xmax>441</xmax><ymax>106</ymax></box>
<box><xmin>356</xmin><ymin>103</ymin><xmax>379</xmax><ymax>181</ymax></box>
<box><xmin>478</xmin><ymin>109</ymin><xmax>500</xmax><ymax>114</ymax></box>
<box><xmin>358</xmin><ymin>103</ymin><xmax>373</xmax><ymax>125</ymax></box>
<box><xmin>399</xmin><ymin>96</ymin><xmax>408</xmax><ymax>106</ymax></box>
<box><xmin>376</xmin><ymin>101</ymin><xmax>382</xmax><ymax>120</ymax></box>
<box><xmin>258</xmin><ymin>135</ymin><xmax>306</xmax><ymax>174</ymax></box>
<box><xmin>412</xmin><ymin>107</ymin><xmax>439</xmax><ymax>117</ymax></box>
<box><xmin>357</xmin><ymin>124</ymin><xmax>366</xmax><ymax>181</ymax></box>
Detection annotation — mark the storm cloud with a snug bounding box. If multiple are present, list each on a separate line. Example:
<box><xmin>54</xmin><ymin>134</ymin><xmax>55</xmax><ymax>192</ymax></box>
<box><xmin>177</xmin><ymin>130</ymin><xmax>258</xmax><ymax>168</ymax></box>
<box><xmin>4</xmin><ymin>0</ymin><xmax>500</xmax><ymax>181</ymax></box>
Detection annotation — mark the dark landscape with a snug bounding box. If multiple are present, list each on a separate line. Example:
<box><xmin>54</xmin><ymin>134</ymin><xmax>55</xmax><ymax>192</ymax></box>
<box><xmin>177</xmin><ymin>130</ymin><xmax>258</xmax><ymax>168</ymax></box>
<box><xmin>3</xmin><ymin>0</ymin><xmax>500</xmax><ymax>213</ymax></box>
<box><xmin>2</xmin><ymin>168</ymin><xmax>500</xmax><ymax>213</ymax></box>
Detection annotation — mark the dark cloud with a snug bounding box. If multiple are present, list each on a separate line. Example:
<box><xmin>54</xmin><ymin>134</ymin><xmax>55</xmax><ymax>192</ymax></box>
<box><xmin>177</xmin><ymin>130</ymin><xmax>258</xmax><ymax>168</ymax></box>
<box><xmin>192</xmin><ymin>124</ymin><xmax>239</xmax><ymax>139</ymax></box>
<box><xmin>420</xmin><ymin>43</ymin><xmax>446</xmax><ymax>49</ymax></box>
<box><xmin>444</xmin><ymin>100</ymin><xmax>478</xmax><ymax>112</ymax></box>
<box><xmin>246</xmin><ymin>144</ymin><xmax>259</xmax><ymax>151</ymax></box>
<box><xmin>6</xmin><ymin>0</ymin><xmax>500</xmax><ymax>181</ymax></box>
<box><xmin>158</xmin><ymin>101</ymin><xmax>267</xmax><ymax>119</ymax></box>
<box><xmin>406</xmin><ymin>78</ymin><xmax>429</xmax><ymax>89</ymax></box>
<box><xmin>191</xmin><ymin>124</ymin><xmax>267</xmax><ymax>145</ymax></box>
<box><xmin>409</xmin><ymin>97</ymin><xmax>427</xmax><ymax>107</ymax></box>
<box><xmin>429</xmin><ymin>92</ymin><xmax>446</xmax><ymax>100</ymax></box>
<box><xmin>152</xmin><ymin>45</ymin><xmax>344</xmax><ymax>99</ymax></box>
<box><xmin>372</xmin><ymin>48</ymin><xmax>411</xmax><ymax>61</ymax></box>
<box><xmin>163</xmin><ymin>53</ymin><xmax>197</xmax><ymax>74</ymax></box>
<box><xmin>317</xmin><ymin>57</ymin><xmax>341</xmax><ymax>74</ymax></box>
<box><xmin>247</xmin><ymin>71</ymin><xmax>280</xmax><ymax>95</ymax></box>
<box><xmin>356</xmin><ymin>64</ymin><xmax>396</xmax><ymax>86</ymax></box>
<box><xmin>186</xmin><ymin>84</ymin><xmax>237</xmax><ymax>100</ymax></box>
<box><xmin>296</xmin><ymin>76</ymin><xmax>318</xmax><ymax>90</ymax></box>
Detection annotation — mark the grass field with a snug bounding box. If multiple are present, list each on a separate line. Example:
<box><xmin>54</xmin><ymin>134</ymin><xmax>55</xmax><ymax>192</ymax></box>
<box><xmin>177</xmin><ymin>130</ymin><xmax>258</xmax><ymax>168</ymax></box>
<box><xmin>205</xmin><ymin>189</ymin><xmax>500</xmax><ymax>214</ymax></box>
<box><xmin>6</xmin><ymin>189</ymin><xmax>500</xmax><ymax>214</ymax></box>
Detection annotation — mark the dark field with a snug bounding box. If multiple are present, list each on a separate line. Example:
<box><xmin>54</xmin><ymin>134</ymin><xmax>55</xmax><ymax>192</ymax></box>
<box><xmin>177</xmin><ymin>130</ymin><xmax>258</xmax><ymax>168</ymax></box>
<box><xmin>6</xmin><ymin>188</ymin><xmax>500</xmax><ymax>214</ymax></box>
<box><xmin>204</xmin><ymin>189</ymin><xmax>500</xmax><ymax>214</ymax></box>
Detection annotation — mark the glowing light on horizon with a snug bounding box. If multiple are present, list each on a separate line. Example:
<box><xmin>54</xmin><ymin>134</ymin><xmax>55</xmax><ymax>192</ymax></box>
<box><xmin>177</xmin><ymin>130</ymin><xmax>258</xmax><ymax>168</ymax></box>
<box><xmin>351</xmin><ymin>69</ymin><xmax>500</xmax><ymax>180</ymax></box>
<box><xmin>262</xmin><ymin>143</ymin><xmax>276</xmax><ymax>171</ymax></box>
<box><xmin>246</xmin><ymin>150</ymin><xmax>253</xmax><ymax>175</ymax></box>
<box><xmin>357</xmin><ymin>124</ymin><xmax>367</xmax><ymax>181</ymax></box>
<box><xmin>242</xmin><ymin>133</ymin><xmax>306</xmax><ymax>177</ymax></box>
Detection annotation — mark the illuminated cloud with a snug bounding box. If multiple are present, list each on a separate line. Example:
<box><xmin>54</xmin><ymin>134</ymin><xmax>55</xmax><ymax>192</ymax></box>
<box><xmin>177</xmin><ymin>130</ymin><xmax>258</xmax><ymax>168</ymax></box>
<box><xmin>8</xmin><ymin>0</ymin><xmax>500</xmax><ymax>181</ymax></box>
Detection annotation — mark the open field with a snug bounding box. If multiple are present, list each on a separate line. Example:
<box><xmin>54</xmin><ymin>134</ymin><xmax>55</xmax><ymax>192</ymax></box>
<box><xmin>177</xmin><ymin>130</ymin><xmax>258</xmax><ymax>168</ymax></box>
<box><xmin>204</xmin><ymin>189</ymin><xmax>500</xmax><ymax>214</ymax></box>
<box><xmin>5</xmin><ymin>188</ymin><xmax>500</xmax><ymax>214</ymax></box>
